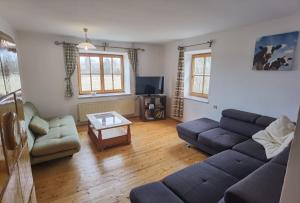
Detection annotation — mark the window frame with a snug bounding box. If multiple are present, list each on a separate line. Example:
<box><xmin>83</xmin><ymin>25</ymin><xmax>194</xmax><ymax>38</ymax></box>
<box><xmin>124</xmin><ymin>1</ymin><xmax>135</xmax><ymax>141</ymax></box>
<box><xmin>190</xmin><ymin>53</ymin><xmax>211</xmax><ymax>98</ymax></box>
<box><xmin>77</xmin><ymin>53</ymin><xmax>125</xmax><ymax>95</ymax></box>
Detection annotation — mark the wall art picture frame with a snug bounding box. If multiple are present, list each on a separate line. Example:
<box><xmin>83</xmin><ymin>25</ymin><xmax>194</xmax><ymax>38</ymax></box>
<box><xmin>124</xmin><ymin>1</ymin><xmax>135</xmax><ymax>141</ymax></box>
<box><xmin>253</xmin><ymin>31</ymin><xmax>299</xmax><ymax>71</ymax></box>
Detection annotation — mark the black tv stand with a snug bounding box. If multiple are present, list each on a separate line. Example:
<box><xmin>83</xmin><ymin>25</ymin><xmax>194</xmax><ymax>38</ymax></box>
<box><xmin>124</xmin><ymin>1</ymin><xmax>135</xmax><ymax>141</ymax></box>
<box><xmin>138</xmin><ymin>95</ymin><xmax>167</xmax><ymax>121</ymax></box>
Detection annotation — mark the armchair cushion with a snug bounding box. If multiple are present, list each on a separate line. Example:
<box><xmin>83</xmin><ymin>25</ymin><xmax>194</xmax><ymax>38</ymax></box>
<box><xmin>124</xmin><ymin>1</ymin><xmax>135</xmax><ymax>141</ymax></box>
<box><xmin>29</xmin><ymin>115</ymin><xmax>49</xmax><ymax>136</ymax></box>
<box><xmin>31</xmin><ymin>115</ymin><xmax>80</xmax><ymax>157</ymax></box>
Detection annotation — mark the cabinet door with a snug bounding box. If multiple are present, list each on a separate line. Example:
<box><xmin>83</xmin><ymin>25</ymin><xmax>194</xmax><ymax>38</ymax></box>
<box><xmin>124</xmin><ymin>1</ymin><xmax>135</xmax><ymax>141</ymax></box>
<box><xmin>1</xmin><ymin>166</ymin><xmax>23</xmax><ymax>203</ymax></box>
<box><xmin>17</xmin><ymin>144</ymin><xmax>33</xmax><ymax>203</ymax></box>
<box><xmin>0</xmin><ymin>94</ymin><xmax>22</xmax><ymax>174</ymax></box>
<box><xmin>14</xmin><ymin>91</ymin><xmax>27</xmax><ymax>145</ymax></box>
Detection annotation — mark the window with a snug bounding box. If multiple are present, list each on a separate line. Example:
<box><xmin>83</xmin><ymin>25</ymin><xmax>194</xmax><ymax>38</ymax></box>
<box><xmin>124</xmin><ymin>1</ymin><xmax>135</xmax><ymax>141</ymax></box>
<box><xmin>190</xmin><ymin>53</ymin><xmax>211</xmax><ymax>98</ymax></box>
<box><xmin>78</xmin><ymin>53</ymin><xmax>124</xmax><ymax>94</ymax></box>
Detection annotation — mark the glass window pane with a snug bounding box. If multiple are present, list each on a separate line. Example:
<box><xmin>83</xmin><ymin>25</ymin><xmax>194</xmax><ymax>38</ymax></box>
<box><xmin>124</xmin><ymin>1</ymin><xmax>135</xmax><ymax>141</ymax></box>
<box><xmin>91</xmin><ymin>75</ymin><xmax>101</xmax><ymax>91</ymax></box>
<box><xmin>81</xmin><ymin>75</ymin><xmax>91</xmax><ymax>91</ymax></box>
<box><xmin>80</xmin><ymin>56</ymin><xmax>91</xmax><ymax>91</ymax></box>
<box><xmin>203</xmin><ymin>76</ymin><xmax>210</xmax><ymax>94</ymax></box>
<box><xmin>194</xmin><ymin>57</ymin><xmax>204</xmax><ymax>75</ymax></box>
<box><xmin>103</xmin><ymin>57</ymin><xmax>112</xmax><ymax>74</ymax></box>
<box><xmin>205</xmin><ymin>57</ymin><xmax>211</xmax><ymax>76</ymax></box>
<box><xmin>113</xmin><ymin>75</ymin><xmax>122</xmax><ymax>90</ymax></box>
<box><xmin>192</xmin><ymin>76</ymin><xmax>203</xmax><ymax>93</ymax></box>
<box><xmin>113</xmin><ymin>58</ymin><xmax>121</xmax><ymax>74</ymax></box>
<box><xmin>90</xmin><ymin>57</ymin><xmax>100</xmax><ymax>74</ymax></box>
<box><xmin>104</xmin><ymin>75</ymin><xmax>113</xmax><ymax>90</ymax></box>
<box><xmin>80</xmin><ymin>56</ymin><xmax>90</xmax><ymax>74</ymax></box>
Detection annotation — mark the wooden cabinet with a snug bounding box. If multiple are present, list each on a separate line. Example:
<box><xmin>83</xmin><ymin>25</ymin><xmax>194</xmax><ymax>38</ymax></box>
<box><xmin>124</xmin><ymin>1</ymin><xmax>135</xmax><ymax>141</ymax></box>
<box><xmin>0</xmin><ymin>94</ymin><xmax>36</xmax><ymax>203</ymax></box>
<box><xmin>0</xmin><ymin>32</ymin><xmax>36</xmax><ymax>203</ymax></box>
<box><xmin>1</xmin><ymin>166</ymin><xmax>23</xmax><ymax>203</ymax></box>
<box><xmin>139</xmin><ymin>95</ymin><xmax>167</xmax><ymax>121</ymax></box>
<box><xmin>17</xmin><ymin>144</ymin><xmax>34</xmax><ymax>203</ymax></box>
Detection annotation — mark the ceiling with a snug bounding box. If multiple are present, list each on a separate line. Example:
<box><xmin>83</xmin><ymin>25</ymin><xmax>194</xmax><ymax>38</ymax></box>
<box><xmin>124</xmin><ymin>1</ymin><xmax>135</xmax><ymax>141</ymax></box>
<box><xmin>0</xmin><ymin>0</ymin><xmax>300</xmax><ymax>43</ymax></box>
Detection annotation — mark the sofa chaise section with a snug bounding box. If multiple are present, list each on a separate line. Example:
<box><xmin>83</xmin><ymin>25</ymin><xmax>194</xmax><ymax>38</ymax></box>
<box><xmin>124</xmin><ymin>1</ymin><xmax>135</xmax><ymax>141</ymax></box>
<box><xmin>224</xmin><ymin>147</ymin><xmax>290</xmax><ymax>203</ymax></box>
<box><xmin>130</xmin><ymin>147</ymin><xmax>290</xmax><ymax>203</ymax></box>
<box><xmin>131</xmin><ymin>109</ymin><xmax>288</xmax><ymax>203</ymax></box>
<box><xmin>24</xmin><ymin>102</ymin><xmax>81</xmax><ymax>164</ymax></box>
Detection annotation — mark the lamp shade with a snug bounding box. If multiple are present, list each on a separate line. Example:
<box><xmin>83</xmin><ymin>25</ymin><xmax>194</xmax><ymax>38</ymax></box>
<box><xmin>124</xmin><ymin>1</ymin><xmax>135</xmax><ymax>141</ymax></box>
<box><xmin>77</xmin><ymin>42</ymin><xmax>96</xmax><ymax>50</ymax></box>
<box><xmin>77</xmin><ymin>28</ymin><xmax>96</xmax><ymax>50</ymax></box>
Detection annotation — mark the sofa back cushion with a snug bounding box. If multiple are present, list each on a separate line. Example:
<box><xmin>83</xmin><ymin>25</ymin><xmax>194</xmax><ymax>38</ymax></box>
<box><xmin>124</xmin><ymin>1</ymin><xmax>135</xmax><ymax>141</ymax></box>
<box><xmin>255</xmin><ymin>116</ymin><xmax>276</xmax><ymax>128</ymax></box>
<box><xmin>224</xmin><ymin>162</ymin><xmax>286</xmax><ymax>203</ymax></box>
<box><xmin>222</xmin><ymin>109</ymin><xmax>261</xmax><ymax>123</ymax></box>
<box><xmin>220</xmin><ymin>117</ymin><xmax>265</xmax><ymax>137</ymax></box>
<box><xmin>220</xmin><ymin>109</ymin><xmax>274</xmax><ymax>137</ymax></box>
<box><xmin>24</xmin><ymin>102</ymin><xmax>39</xmax><ymax>151</ymax></box>
<box><xmin>271</xmin><ymin>146</ymin><xmax>291</xmax><ymax>166</ymax></box>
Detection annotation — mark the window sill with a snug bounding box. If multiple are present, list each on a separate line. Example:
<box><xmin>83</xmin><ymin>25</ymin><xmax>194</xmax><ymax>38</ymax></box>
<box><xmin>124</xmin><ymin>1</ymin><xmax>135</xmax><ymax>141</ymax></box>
<box><xmin>184</xmin><ymin>95</ymin><xmax>209</xmax><ymax>103</ymax></box>
<box><xmin>78</xmin><ymin>92</ymin><xmax>132</xmax><ymax>99</ymax></box>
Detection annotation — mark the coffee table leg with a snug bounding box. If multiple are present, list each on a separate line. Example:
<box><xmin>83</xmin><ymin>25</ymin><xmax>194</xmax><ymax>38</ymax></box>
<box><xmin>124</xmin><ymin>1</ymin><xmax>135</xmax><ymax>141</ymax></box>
<box><xmin>98</xmin><ymin>129</ymin><xmax>104</xmax><ymax>151</ymax></box>
<box><xmin>127</xmin><ymin>125</ymin><xmax>131</xmax><ymax>144</ymax></box>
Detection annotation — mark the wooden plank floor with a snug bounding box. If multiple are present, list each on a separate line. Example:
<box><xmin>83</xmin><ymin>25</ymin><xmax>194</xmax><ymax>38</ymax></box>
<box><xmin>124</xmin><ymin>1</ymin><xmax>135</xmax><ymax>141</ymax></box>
<box><xmin>32</xmin><ymin>118</ymin><xmax>207</xmax><ymax>203</ymax></box>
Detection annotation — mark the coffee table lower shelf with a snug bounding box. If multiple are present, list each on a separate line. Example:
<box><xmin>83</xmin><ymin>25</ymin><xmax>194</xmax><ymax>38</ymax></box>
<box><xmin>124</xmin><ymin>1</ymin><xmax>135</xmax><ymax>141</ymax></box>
<box><xmin>88</xmin><ymin>121</ymin><xmax>131</xmax><ymax>151</ymax></box>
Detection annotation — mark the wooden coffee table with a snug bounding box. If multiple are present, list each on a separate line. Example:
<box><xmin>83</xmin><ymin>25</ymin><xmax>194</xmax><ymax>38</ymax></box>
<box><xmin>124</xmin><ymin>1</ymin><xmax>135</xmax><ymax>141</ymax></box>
<box><xmin>86</xmin><ymin>111</ymin><xmax>132</xmax><ymax>151</ymax></box>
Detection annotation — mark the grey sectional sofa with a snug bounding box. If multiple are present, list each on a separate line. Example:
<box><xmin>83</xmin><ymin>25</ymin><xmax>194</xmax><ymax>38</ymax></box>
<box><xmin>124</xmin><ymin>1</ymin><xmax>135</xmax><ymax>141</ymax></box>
<box><xmin>24</xmin><ymin>102</ymin><xmax>81</xmax><ymax>164</ymax></box>
<box><xmin>130</xmin><ymin>109</ymin><xmax>290</xmax><ymax>203</ymax></box>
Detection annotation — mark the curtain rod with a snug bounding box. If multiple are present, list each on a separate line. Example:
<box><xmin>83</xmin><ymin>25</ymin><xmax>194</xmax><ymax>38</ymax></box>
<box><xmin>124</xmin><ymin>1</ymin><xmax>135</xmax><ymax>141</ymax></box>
<box><xmin>178</xmin><ymin>40</ymin><xmax>214</xmax><ymax>50</ymax></box>
<box><xmin>54</xmin><ymin>41</ymin><xmax>145</xmax><ymax>51</ymax></box>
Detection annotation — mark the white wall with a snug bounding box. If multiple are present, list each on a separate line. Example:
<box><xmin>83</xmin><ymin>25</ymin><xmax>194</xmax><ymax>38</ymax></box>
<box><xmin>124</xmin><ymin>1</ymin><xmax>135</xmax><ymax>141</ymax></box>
<box><xmin>16</xmin><ymin>12</ymin><xmax>300</xmax><ymax>122</ymax></box>
<box><xmin>163</xmin><ymin>13</ymin><xmax>300</xmax><ymax>122</ymax></box>
<box><xmin>0</xmin><ymin>16</ymin><xmax>15</xmax><ymax>40</ymax></box>
<box><xmin>16</xmin><ymin>31</ymin><xmax>164</xmax><ymax>120</ymax></box>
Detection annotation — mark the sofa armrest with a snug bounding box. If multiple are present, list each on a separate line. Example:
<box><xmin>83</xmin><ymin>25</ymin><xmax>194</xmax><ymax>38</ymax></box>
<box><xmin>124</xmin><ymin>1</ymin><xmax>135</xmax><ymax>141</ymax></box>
<box><xmin>224</xmin><ymin>162</ymin><xmax>286</xmax><ymax>203</ymax></box>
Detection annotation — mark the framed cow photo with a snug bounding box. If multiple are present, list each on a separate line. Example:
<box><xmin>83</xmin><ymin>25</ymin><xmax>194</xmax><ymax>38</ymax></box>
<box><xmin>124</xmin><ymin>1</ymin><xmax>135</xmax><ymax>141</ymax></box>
<box><xmin>253</xmin><ymin>31</ymin><xmax>299</xmax><ymax>71</ymax></box>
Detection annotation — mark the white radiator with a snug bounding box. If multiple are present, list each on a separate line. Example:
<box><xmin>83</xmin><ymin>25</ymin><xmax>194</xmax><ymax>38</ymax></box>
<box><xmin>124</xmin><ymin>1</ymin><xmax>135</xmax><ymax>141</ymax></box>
<box><xmin>78</xmin><ymin>98</ymin><xmax>136</xmax><ymax>122</ymax></box>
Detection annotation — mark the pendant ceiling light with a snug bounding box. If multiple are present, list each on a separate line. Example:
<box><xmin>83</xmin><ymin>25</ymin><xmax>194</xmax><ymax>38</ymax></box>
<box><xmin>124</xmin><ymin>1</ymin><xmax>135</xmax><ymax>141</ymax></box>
<box><xmin>77</xmin><ymin>28</ymin><xmax>96</xmax><ymax>50</ymax></box>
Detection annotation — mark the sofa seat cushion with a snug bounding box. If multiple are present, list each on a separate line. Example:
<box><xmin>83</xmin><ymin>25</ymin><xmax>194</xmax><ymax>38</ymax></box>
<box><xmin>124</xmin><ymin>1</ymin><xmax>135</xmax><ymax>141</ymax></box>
<box><xmin>176</xmin><ymin>118</ymin><xmax>219</xmax><ymax>140</ymax></box>
<box><xmin>130</xmin><ymin>182</ymin><xmax>184</xmax><ymax>203</ymax></box>
<box><xmin>197</xmin><ymin>128</ymin><xmax>248</xmax><ymax>153</ymax></box>
<box><xmin>31</xmin><ymin>115</ymin><xmax>80</xmax><ymax>157</ymax></box>
<box><xmin>205</xmin><ymin>150</ymin><xmax>264</xmax><ymax>179</ymax></box>
<box><xmin>48</xmin><ymin>116</ymin><xmax>74</xmax><ymax>128</ymax></box>
<box><xmin>233</xmin><ymin>139</ymin><xmax>268</xmax><ymax>162</ymax></box>
<box><xmin>163</xmin><ymin>162</ymin><xmax>239</xmax><ymax>203</ymax></box>
<box><xmin>224</xmin><ymin>162</ymin><xmax>286</xmax><ymax>203</ymax></box>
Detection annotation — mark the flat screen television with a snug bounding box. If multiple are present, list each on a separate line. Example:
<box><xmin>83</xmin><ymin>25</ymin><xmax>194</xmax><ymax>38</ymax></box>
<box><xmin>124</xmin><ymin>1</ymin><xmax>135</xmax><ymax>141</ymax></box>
<box><xmin>136</xmin><ymin>76</ymin><xmax>164</xmax><ymax>95</ymax></box>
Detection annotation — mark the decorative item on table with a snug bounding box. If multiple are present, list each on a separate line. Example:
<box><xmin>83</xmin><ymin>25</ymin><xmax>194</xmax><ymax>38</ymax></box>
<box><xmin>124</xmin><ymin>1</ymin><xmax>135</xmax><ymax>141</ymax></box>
<box><xmin>252</xmin><ymin>31</ymin><xmax>299</xmax><ymax>71</ymax></box>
